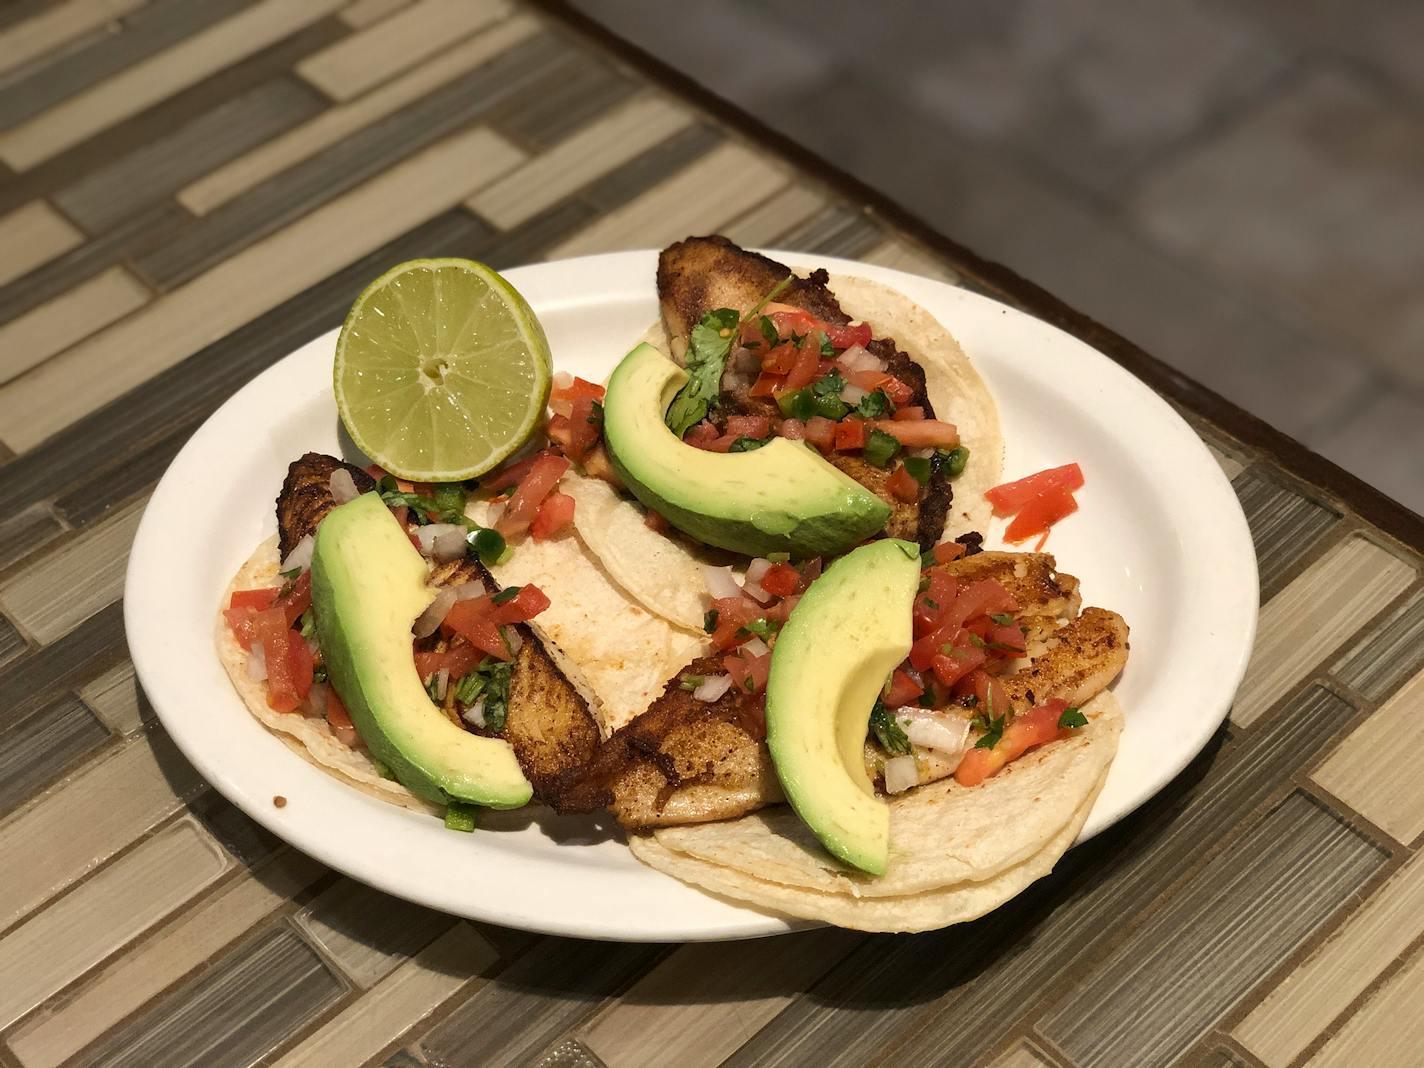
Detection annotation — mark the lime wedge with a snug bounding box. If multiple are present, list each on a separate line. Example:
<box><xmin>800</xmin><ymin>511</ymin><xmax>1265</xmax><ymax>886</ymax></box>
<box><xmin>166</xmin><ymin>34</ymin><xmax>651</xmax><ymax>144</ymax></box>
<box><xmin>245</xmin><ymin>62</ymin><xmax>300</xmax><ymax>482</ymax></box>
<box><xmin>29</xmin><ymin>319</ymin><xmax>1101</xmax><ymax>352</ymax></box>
<box><xmin>333</xmin><ymin>258</ymin><xmax>551</xmax><ymax>482</ymax></box>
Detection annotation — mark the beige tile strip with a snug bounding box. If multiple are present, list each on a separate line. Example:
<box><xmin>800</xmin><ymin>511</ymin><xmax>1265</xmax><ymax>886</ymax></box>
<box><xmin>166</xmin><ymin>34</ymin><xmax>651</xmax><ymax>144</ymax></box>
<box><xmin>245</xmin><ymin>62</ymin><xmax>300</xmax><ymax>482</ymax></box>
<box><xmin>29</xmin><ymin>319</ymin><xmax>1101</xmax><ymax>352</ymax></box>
<box><xmin>0</xmin><ymin>126</ymin><xmax>525</xmax><ymax>452</ymax></box>
<box><xmin>548</xmin><ymin>141</ymin><xmax>789</xmax><ymax>259</ymax></box>
<box><xmin>6</xmin><ymin>849</ymin><xmax>326</xmax><ymax>1068</ymax></box>
<box><xmin>1307</xmin><ymin>942</ymin><xmax>1424</xmax><ymax>1068</ymax></box>
<box><xmin>721</xmin><ymin>184</ymin><xmax>828</xmax><ymax>248</ymax></box>
<box><xmin>989</xmin><ymin>1043</ymin><xmax>1054</xmax><ymax>1068</ymax></box>
<box><xmin>0</xmin><ymin>497</ymin><xmax>145</xmax><ymax>644</ymax></box>
<box><xmin>296</xmin><ymin>0</ymin><xmax>509</xmax><ymax>102</ymax></box>
<box><xmin>0</xmin><ymin>732</ymin><xmax>205</xmax><ymax>931</ymax></box>
<box><xmin>79</xmin><ymin>661</ymin><xmax>145</xmax><ymax>736</ymax></box>
<box><xmin>0</xmin><ymin>266</ymin><xmax>149</xmax><ymax>385</ymax></box>
<box><xmin>1231</xmin><ymin>536</ymin><xmax>1415</xmax><ymax>726</ymax></box>
<box><xmin>1208</xmin><ymin>444</ymin><xmax>1245</xmax><ymax>480</ymax></box>
<box><xmin>339</xmin><ymin>0</ymin><xmax>412</xmax><ymax>29</ymax></box>
<box><xmin>0</xmin><ymin>202</ymin><xmax>84</xmax><ymax>288</ymax></box>
<box><xmin>860</xmin><ymin>237</ymin><xmax>960</xmax><ymax>282</ymax></box>
<box><xmin>1313</xmin><ymin>667</ymin><xmax>1424</xmax><ymax>844</ymax></box>
<box><xmin>0</xmin><ymin>0</ymin><xmax>146</xmax><ymax>77</ymax></box>
<box><xmin>273</xmin><ymin>924</ymin><xmax>497</xmax><ymax>1067</ymax></box>
<box><xmin>0</xmin><ymin>817</ymin><xmax>227</xmax><ymax>1029</ymax></box>
<box><xmin>0</xmin><ymin>0</ymin><xmax>348</xmax><ymax>171</ymax></box>
<box><xmin>467</xmin><ymin>94</ymin><xmax>695</xmax><ymax>229</ymax></box>
<box><xmin>1236</xmin><ymin>840</ymin><xmax>1424</xmax><ymax>1066</ymax></box>
<box><xmin>578</xmin><ymin>931</ymin><xmax>859</xmax><ymax>1068</ymax></box>
<box><xmin>178</xmin><ymin>15</ymin><xmax>538</xmax><ymax>216</ymax></box>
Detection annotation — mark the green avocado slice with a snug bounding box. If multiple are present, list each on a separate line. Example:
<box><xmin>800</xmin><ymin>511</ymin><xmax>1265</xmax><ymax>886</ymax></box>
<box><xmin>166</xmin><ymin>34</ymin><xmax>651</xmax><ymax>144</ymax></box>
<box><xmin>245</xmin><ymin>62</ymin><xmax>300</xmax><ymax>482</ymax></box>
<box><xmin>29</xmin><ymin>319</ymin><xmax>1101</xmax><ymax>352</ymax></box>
<box><xmin>311</xmin><ymin>492</ymin><xmax>532</xmax><ymax>809</ymax></box>
<box><xmin>602</xmin><ymin>343</ymin><xmax>891</xmax><ymax>557</ymax></box>
<box><xmin>766</xmin><ymin>538</ymin><xmax>921</xmax><ymax>874</ymax></box>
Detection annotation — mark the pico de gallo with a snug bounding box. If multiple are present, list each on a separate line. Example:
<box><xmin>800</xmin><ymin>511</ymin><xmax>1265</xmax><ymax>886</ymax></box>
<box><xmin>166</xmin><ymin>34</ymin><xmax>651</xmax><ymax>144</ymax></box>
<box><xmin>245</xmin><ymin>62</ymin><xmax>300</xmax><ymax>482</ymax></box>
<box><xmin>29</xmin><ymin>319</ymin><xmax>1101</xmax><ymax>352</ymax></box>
<box><xmin>986</xmin><ymin>462</ymin><xmax>1084</xmax><ymax>548</ymax></box>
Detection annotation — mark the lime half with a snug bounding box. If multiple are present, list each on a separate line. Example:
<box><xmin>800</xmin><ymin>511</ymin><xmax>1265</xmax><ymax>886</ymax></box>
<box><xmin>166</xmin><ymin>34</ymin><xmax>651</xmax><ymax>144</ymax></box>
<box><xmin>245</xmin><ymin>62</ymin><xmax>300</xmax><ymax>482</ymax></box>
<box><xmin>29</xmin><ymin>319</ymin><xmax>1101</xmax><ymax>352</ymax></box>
<box><xmin>334</xmin><ymin>258</ymin><xmax>551</xmax><ymax>482</ymax></box>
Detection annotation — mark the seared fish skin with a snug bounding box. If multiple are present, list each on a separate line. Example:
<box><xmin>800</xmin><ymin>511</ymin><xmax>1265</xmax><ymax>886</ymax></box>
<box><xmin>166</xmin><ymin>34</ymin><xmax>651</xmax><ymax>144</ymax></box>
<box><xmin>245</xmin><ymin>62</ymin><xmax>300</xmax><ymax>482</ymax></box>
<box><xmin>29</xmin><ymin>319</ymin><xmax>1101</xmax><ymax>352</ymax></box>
<box><xmin>275</xmin><ymin>454</ymin><xmax>601</xmax><ymax>805</ymax></box>
<box><xmin>276</xmin><ymin>452</ymin><xmax>375</xmax><ymax>559</ymax></box>
<box><xmin>657</xmin><ymin>235</ymin><xmax>952</xmax><ymax>552</ymax></box>
<box><xmin>552</xmin><ymin>655</ymin><xmax>783</xmax><ymax>827</ymax></box>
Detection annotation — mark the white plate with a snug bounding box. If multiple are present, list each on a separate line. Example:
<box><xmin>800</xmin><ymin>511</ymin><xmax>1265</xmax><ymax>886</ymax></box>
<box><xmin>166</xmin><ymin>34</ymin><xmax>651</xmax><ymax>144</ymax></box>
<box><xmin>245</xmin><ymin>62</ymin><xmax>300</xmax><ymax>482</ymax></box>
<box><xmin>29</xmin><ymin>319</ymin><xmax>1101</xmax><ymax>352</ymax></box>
<box><xmin>125</xmin><ymin>250</ymin><xmax>1257</xmax><ymax>942</ymax></box>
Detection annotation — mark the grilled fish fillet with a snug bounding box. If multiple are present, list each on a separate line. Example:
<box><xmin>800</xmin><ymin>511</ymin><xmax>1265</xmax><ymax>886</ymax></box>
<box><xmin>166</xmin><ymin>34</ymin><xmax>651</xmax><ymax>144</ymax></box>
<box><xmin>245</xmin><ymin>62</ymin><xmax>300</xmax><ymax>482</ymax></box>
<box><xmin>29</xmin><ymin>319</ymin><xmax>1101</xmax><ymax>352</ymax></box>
<box><xmin>275</xmin><ymin>454</ymin><xmax>601</xmax><ymax>804</ymax></box>
<box><xmin>563</xmin><ymin>549</ymin><xmax>1127</xmax><ymax>828</ymax></box>
<box><xmin>657</xmin><ymin>235</ymin><xmax>953</xmax><ymax>552</ymax></box>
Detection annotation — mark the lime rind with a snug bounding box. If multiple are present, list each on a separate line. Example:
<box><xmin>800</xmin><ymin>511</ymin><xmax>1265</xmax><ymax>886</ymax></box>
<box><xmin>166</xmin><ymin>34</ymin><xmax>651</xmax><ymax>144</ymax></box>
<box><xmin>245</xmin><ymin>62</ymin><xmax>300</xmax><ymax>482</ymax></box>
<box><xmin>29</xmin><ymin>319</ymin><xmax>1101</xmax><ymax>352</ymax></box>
<box><xmin>333</xmin><ymin>258</ymin><xmax>551</xmax><ymax>482</ymax></box>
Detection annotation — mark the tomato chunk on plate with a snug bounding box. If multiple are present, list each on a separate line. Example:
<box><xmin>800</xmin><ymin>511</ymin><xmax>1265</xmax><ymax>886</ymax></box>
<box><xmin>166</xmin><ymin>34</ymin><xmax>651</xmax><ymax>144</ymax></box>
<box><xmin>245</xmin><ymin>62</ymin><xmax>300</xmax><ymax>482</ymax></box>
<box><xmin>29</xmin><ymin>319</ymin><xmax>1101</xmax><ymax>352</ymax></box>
<box><xmin>1004</xmin><ymin>485</ymin><xmax>1079</xmax><ymax>544</ymax></box>
<box><xmin>986</xmin><ymin>463</ymin><xmax>1084</xmax><ymax>517</ymax></box>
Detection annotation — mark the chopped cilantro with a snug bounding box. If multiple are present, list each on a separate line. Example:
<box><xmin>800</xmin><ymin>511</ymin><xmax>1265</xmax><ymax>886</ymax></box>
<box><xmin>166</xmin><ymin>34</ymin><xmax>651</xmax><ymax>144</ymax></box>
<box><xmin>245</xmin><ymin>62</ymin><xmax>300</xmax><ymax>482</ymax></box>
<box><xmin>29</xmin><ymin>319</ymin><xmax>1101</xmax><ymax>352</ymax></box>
<box><xmin>492</xmin><ymin>585</ymin><xmax>521</xmax><ymax>606</ymax></box>
<box><xmin>766</xmin><ymin>552</ymin><xmax>791</xmax><ymax>563</ymax></box>
<box><xmin>703</xmin><ymin>608</ymin><xmax>719</xmax><ymax>633</ymax></box>
<box><xmin>855</xmin><ymin>389</ymin><xmax>893</xmax><ymax>419</ymax></box>
<box><xmin>279</xmin><ymin>567</ymin><xmax>301</xmax><ymax>581</ymax></box>
<box><xmin>312</xmin><ymin>665</ymin><xmax>327</xmax><ymax>684</ymax></box>
<box><xmin>739</xmin><ymin>618</ymin><xmax>780</xmax><ymax>640</ymax></box>
<box><xmin>759</xmin><ymin>315</ymin><xmax>779</xmax><ymax>347</ymax></box>
<box><xmin>432</xmin><ymin>483</ymin><xmax>466</xmax><ymax>519</ymax></box>
<box><xmin>972</xmin><ymin>714</ymin><xmax>1006</xmax><ymax>749</ymax></box>
<box><xmin>454</xmin><ymin>670</ymin><xmax>485</xmax><ymax>707</ymax></box>
<box><xmin>1059</xmin><ymin>706</ymin><xmax>1088</xmax><ymax>729</ymax></box>
<box><xmin>818</xmin><ymin>331</ymin><xmax>834</xmax><ymax>358</ymax></box>
<box><xmin>870</xmin><ymin>699</ymin><xmax>911</xmax><ymax>756</ymax></box>
<box><xmin>728</xmin><ymin>436</ymin><xmax>769</xmax><ymax>452</ymax></box>
<box><xmin>902</xmin><ymin>456</ymin><xmax>931</xmax><ymax>485</ymax></box>
<box><xmin>940</xmin><ymin>445</ymin><xmax>970</xmax><ymax>479</ymax></box>
<box><xmin>588</xmin><ymin>399</ymin><xmax>604</xmax><ymax>426</ymax></box>
<box><xmin>862</xmin><ymin>428</ymin><xmax>901</xmax><ymax>467</ymax></box>
<box><xmin>775</xmin><ymin>387</ymin><xmax>815</xmax><ymax>421</ymax></box>
<box><xmin>812</xmin><ymin>369</ymin><xmax>846</xmax><ymax>398</ymax></box>
<box><xmin>679</xmin><ymin>674</ymin><xmax>707</xmax><ymax>692</ymax></box>
<box><xmin>444</xmin><ymin>801</ymin><xmax>478</xmax><ymax>833</ymax></box>
<box><xmin>968</xmin><ymin>633</ymin><xmax>987</xmax><ymax>649</ymax></box>
<box><xmin>298</xmin><ymin>610</ymin><xmax>316</xmax><ymax>640</ymax></box>
<box><xmin>989</xmin><ymin>613</ymin><xmax>1015</xmax><ymax>625</ymax></box>
<box><xmin>424</xmin><ymin>674</ymin><xmax>443</xmax><ymax>702</ymax></box>
<box><xmin>666</xmin><ymin>307</ymin><xmax>739</xmax><ymax>437</ymax></box>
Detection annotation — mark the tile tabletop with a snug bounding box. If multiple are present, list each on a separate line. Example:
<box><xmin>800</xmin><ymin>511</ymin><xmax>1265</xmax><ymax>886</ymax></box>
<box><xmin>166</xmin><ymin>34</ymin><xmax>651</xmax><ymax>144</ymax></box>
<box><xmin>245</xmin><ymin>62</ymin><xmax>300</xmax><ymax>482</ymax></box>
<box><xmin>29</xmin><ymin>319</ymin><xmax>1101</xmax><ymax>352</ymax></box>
<box><xmin>1</xmin><ymin>1</ymin><xmax>1422</xmax><ymax>1066</ymax></box>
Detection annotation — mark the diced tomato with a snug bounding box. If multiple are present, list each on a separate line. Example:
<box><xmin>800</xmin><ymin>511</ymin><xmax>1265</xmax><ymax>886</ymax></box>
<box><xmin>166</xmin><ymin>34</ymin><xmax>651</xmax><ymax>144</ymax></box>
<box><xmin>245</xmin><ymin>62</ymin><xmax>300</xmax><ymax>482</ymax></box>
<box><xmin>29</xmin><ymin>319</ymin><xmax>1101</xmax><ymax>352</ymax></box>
<box><xmin>803</xmin><ymin>416</ymin><xmax>836</xmax><ymax>451</ymax></box>
<box><xmin>931</xmin><ymin>646</ymin><xmax>985</xmax><ymax>688</ymax></box>
<box><xmin>726</xmin><ymin>415</ymin><xmax>771</xmax><ymax>439</ymax></box>
<box><xmin>287</xmin><ymin>637</ymin><xmax>315</xmax><ymax>699</ymax></box>
<box><xmin>892</xmin><ymin>405</ymin><xmax>926</xmax><ymax>421</ymax></box>
<box><xmin>782</xmin><ymin>336</ymin><xmax>822</xmax><ymax>391</ymax></box>
<box><xmin>760</xmin><ymin>341</ymin><xmax>798</xmax><ymax>375</ymax></box>
<box><xmin>275</xmin><ymin>571</ymin><xmax>311</xmax><ymax>627</ymax></box>
<box><xmin>824</xmin><ymin>321</ymin><xmax>872</xmax><ymax>350</ymax></box>
<box><xmin>723</xmin><ymin>648</ymin><xmax>771</xmax><ymax>693</ymax></box>
<box><xmin>768</xmin><ymin>308</ymin><xmax>821</xmax><ymax>339</ymax></box>
<box><xmin>760</xmin><ymin>562</ymin><xmax>802</xmax><ymax>598</ymax></box>
<box><xmin>685</xmin><ymin>421</ymin><xmax>723</xmax><ymax>450</ymax></box>
<box><xmin>749</xmin><ymin>372</ymin><xmax>784</xmax><ymax>397</ymax></box>
<box><xmin>1004</xmin><ymin>485</ymin><xmax>1079</xmax><ymax>544</ymax></box>
<box><xmin>324</xmin><ymin>688</ymin><xmax>359</xmax><ymax>747</ymax></box>
<box><xmin>708</xmin><ymin>596</ymin><xmax>762</xmax><ymax>650</ymax></box>
<box><xmin>765</xmin><ymin>592</ymin><xmax>802</xmax><ymax>623</ymax></box>
<box><xmin>645</xmin><ymin>508</ymin><xmax>670</xmax><ymax>533</ymax></box>
<box><xmin>955</xmin><ymin>699</ymin><xmax>1069</xmax><ymax>787</ymax></box>
<box><xmin>882</xmin><ymin>376</ymin><xmax>915</xmax><ymax>405</ymax></box>
<box><xmin>489</xmin><ymin>584</ymin><xmax>550</xmax><ymax>625</ymax></box>
<box><xmin>914</xmin><ymin>569</ymin><xmax>957</xmax><ymax>635</ymax></box>
<box><xmin>530</xmin><ymin>490</ymin><xmax>575</xmax><ymax>541</ymax></box>
<box><xmin>834</xmin><ymin>417</ymin><xmax>866</xmax><ymax>452</ymax></box>
<box><xmin>442</xmin><ymin>600</ymin><xmax>513</xmax><ymax>660</ymax></box>
<box><xmin>951</xmin><ymin>578</ymin><xmax>1020</xmax><ymax>624</ymax></box>
<box><xmin>845</xmin><ymin>368</ymin><xmax>893</xmax><ymax>393</ymax></box>
<box><xmin>778</xmin><ymin>418</ymin><xmax>806</xmax><ymax>440</ymax></box>
<box><xmin>887</xmin><ymin>463</ymin><xmax>921</xmax><ymax>503</ymax></box>
<box><xmin>230</xmin><ymin>588</ymin><xmax>278</xmax><ymax>611</ymax></box>
<box><xmin>546</xmin><ymin>414</ymin><xmax>573</xmax><ymax>448</ymax></box>
<box><xmin>224</xmin><ymin>607</ymin><xmax>260</xmax><ymax>650</ymax></box>
<box><xmin>989</xmin><ymin>624</ymin><xmax>1027</xmax><ymax>653</ymax></box>
<box><xmin>365</xmin><ymin>464</ymin><xmax>412</xmax><ymax>492</ymax></box>
<box><xmin>929</xmin><ymin>541</ymin><xmax>966</xmax><ymax>565</ymax></box>
<box><xmin>550</xmin><ymin>375</ymin><xmax>605</xmax><ymax>410</ymax></box>
<box><xmin>414</xmin><ymin>638</ymin><xmax>483</xmax><ymax>682</ymax></box>
<box><xmin>255</xmin><ymin>608</ymin><xmax>301</xmax><ymax>712</ymax></box>
<box><xmin>484</xmin><ymin>452</ymin><xmax>543</xmax><ymax>493</ymax></box>
<box><xmin>975</xmin><ymin>671</ymin><xmax>1012</xmax><ymax>718</ymax></box>
<box><xmin>565</xmin><ymin>392</ymin><xmax>603</xmax><ymax>463</ymax></box>
<box><xmin>496</xmin><ymin>453</ymin><xmax>570</xmax><ymax>538</ymax></box>
<box><xmin>870</xmin><ymin>419</ymin><xmax>959</xmax><ymax>448</ymax></box>
<box><xmin>884</xmin><ymin>668</ymin><xmax>924</xmax><ymax>706</ymax></box>
<box><xmin>986</xmin><ymin>464</ymin><xmax>1085</xmax><ymax>517</ymax></box>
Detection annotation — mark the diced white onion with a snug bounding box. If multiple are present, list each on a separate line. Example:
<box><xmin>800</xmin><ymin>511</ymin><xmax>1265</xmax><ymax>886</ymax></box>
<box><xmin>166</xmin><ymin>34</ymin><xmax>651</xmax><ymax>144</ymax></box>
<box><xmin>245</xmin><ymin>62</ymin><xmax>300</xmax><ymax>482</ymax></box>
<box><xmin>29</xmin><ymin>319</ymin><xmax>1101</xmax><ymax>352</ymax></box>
<box><xmin>897</xmin><ymin>708</ymin><xmax>971</xmax><ymax>756</ymax></box>
<box><xmin>552</xmin><ymin>371</ymin><xmax>574</xmax><ymax>392</ymax></box>
<box><xmin>433</xmin><ymin>527</ymin><xmax>467</xmax><ymax>563</ymax></box>
<box><xmin>412</xmin><ymin>586</ymin><xmax>456</xmax><ymax>638</ymax></box>
<box><xmin>840</xmin><ymin>383</ymin><xmax>867</xmax><ymax>405</ymax></box>
<box><xmin>741</xmin><ymin>578</ymin><xmax>773</xmax><ymax>605</ymax></box>
<box><xmin>722</xmin><ymin>370</ymin><xmax>753</xmax><ymax>393</ymax></box>
<box><xmin>692</xmin><ymin>674</ymin><xmax>733</xmax><ymax>702</ymax></box>
<box><xmin>432</xmin><ymin>668</ymin><xmax>449</xmax><ymax>702</ymax></box>
<box><xmin>839</xmin><ymin>344</ymin><xmax>884</xmax><ymax>373</ymax></box>
<box><xmin>462</xmin><ymin>699</ymin><xmax>487</xmax><ymax>728</ymax></box>
<box><xmin>414</xmin><ymin>523</ymin><xmax>464</xmax><ymax>557</ymax></box>
<box><xmin>503</xmin><ymin>627</ymin><xmax>523</xmax><ymax>656</ymax></box>
<box><xmin>884</xmin><ymin>755</ymin><xmax>919</xmax><ymax>794</ymax></box>
<box><xmin>280</xmin><ymin>533</ymin><xmax>314</xmax><ymax>574</ymax></box>
<box><xmin>307</xmin><ymin>682</ymin><xmax>327</xmax><ymax>716</ymax></box>
<box><xmin>328</xmin><ymin>468</ymin><xmax>360</xmax><ymax>504</ymax></box>
<box><xmin>701</xmin><ymin>565</ymin><xmax>743</xmax><ymax>601</ymax></box>
<box><xmin>742</xmin><ymin>636</ymin><xmax>770</xmax><ymax>658</ymax></box>
<box><xmin>745</xmin><ymin>558</ymin><xmax>773</xmax><ymax>584</ymax></box>
<box><xmin>454</xmin><ymin>580</ymin><xmax>486</xmax><ymax>601</ymax></box>
<box><xmin>246</xmin><ymin>643</ymin><xmax>267</xmax><ymax>681</ymax></box>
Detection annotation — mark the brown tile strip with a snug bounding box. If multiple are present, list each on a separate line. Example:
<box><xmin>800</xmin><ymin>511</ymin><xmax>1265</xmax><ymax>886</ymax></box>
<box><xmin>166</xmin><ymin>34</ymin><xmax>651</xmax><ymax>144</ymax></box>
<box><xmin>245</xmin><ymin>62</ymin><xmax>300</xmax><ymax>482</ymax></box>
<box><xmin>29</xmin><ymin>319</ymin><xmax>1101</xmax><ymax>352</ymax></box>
<box><xmin>776</xmin><ymin>203</ymin><xmax>885</xmax><ymax>260</ymax></box>
<box><xmin>53</xmin><ymin>76</ymin><xmax>327</xmax><ymax>233</ymax></box>
<box><xmin>296</xmin><ymin>878</ymin><xmax>457</xmax><ymax>989</ymax></box>
<box><xmin>77</xmin><ymin>662</ymin><xmax>148</xmax><ymax>737</ymax></box>
<box><xmin>0</xmin><ymin>600</ymin><xmax>126</xmax><ymax>730</ymax></box>
<box><xmin>0</xmin><ymin>615</ymin><xmax>24</xmax><ymax>671</ymax></box>
<box><xmin>720</xmin><ymin>185</ymin><xmax>828</xmax><ymax>248</ymax></box>
<box><xmin>1231</xmin><ymin>468</ymin><xmax>1341</xmax><ymax>600</ymax></box>
<box><xmin>0</xmin><ymin>694</ymin><xmax>110</xmax><ymax>816</ymax></box>
<box><xmin>53</xmin><ymin>434</ymin><xmax>179</xmax><ymax>528</ymax></box>
<box><xmin>731</xmin><ymin>685</ymin><xmax>1355</xmax><ymax>1068</ymax></box>
<box><xmin>1314</xmin><ymin>666</ymin><xmax>1424</xmax><ymax>844</ymax></box>
<box><xmin>0</xmin><ymin>503</ymin><xmax>66</xmax><ymax>574</ymax></box>
<box><xmin>67</xmin><ymin>924</ymin><xmax>346</xmax><ymax>1068</ymax></box>
<box><xmin>489</xmin><ymin>49</ymin><xmax>636</xmax><ymax>149</ymax></box>
<box><xmin>579</xmin><ymin>123</ymin><xmax>722</xmax><ymax>211</ymax></box>
<box><xmin>1307</xmin><ymin>942</ymin><xmax>1424</xmax><ymax>1067</ymax></box>
<box><xmin>1329</xmin><ymin>586</ymin><xmax>1424</xmax><ymax>701</ymax></box>
<box><xmin>134</xmin><ymin>32</ymin><xmax>562</xmax><ymax>288</ymax></box>
<box><xmin>188</xmin><ymin>791</ymin><xmax>284</xmax><ymax>868</ymax></box>
<box><xmin>0</xmin><ymin>0</ymin><xmax>250</xmax><ymax>131</ymax></box>
<box><xmin>5</xmin><ymin>849</ymin><xmax>327</xmax><ymax>1068</ymax></box>
<box><xmin>1036</xmin><ymin>793</ymin><xmax>1384</xmax><ymax>1067</ymax></box>
<box><xmin>416</xmin><ymin>939</ymin><xmax>666</xmax><ymax>1066</ymax></box>
<box><xmin>535</xmin><ymin>1039</ymin><xmax>607</xmax><ymax>1068</ymax></box>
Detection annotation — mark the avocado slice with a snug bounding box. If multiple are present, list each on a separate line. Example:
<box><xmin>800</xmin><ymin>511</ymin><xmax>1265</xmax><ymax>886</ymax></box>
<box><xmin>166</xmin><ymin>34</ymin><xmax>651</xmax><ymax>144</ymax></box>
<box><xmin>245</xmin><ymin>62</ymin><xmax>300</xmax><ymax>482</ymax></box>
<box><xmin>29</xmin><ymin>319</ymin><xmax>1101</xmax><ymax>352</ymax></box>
<box><xmin>311</xmin><ymin>492</ymin><xmax>532</xmax><ymax>809</ymax></box>
<box><xmin>766</xmin><ymin>538</ymin><xmax>921</xmax><ymax>874</ymax></box>
<box><xmin>602</xmin><ymin>343</ymin><xmax>891</xmax><ymax>557</ymax></box>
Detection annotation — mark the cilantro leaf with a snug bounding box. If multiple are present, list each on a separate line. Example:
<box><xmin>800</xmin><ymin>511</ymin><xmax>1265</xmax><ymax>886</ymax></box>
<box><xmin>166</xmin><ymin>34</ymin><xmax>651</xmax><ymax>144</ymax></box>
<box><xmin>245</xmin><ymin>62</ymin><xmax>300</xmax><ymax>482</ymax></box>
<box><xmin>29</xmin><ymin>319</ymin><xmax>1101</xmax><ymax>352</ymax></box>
<box><xmin>869</xmin><ymin>699</ymin><xmax>911</xmax><ymax>756</ymax></box>
<box><xmin>863</xmin><ymin>428</ymin><xmax>901</xmax><ymax>467</ymax></box>
<box><xmin>703</xmin><ymin>609</ymin><xmax>719</xmax><ymax>633</ymax></box>
<box><xmin>728</xmin><ymin>436</ymin><xmax>769</xmax><ymax>452</ymax></box>
<box><xmin>989</xmin><ymin>613</ymin><xmax>1015</xmax><ymax>625</ymax></box>
<box><xmin>665</xmin><ymin>307</ymin><xmax>739</xmax><ymax>437</ymax></box>
<box><xmin>759</xmin><ymin>315</ymin><xmax>779</xmax><ymax>347</ymax></box>
<box><xmin>1058</xmin><ymin>706</ymin><xmax>1088</xmax><ymax>729</ymax></box>
<box><xmin>492</xmin><ymin>585</ymin><xmax>521</xmax><ymax>606</ymax></box>
<box><xmin>973</xmin><ymin>714</ymin><xmax>1006</xmax><ymax>749</ymax></box>
<box><xmin>855</xmin><ymin>389</ymin><xmax>893</xmax><ymax>419</ymax></box>
<box><xmin>739</xmin><ymin>618</ymin><xmax>780</xmax><ymax>640</ymax></box>
<box><xmin>679</xmin><ymin>674</ymin><xmax>707</xmax><ymax>692</ymax></box>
